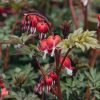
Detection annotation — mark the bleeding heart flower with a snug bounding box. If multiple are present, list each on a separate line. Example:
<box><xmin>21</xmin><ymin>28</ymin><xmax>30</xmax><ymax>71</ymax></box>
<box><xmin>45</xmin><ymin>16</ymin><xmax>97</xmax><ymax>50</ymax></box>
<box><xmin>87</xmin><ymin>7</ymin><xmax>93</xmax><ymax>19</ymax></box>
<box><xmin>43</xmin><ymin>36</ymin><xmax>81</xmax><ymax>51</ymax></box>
<box><xmin>29</xmin><ymin>15</ymin><xmax>39</xmax><ymax>33</ymax></box>
<box><xmin>45</xmin><ymin>76</ymin><xmax>53</xmax><ymax>86</ymax></box>
<box><xmin>60</xmin><ymin>56</ymin><xmax>71</xmax><ymax>69</ymax></box>
<box><xmin>60</xmin><ymin>56</ymin><xmax>74</xmax><ymax>76</ymax></box>
<box><xmin>27</xmin><ymin>15</ymin><xmax>39</xmax><ymax>33</ymax></box>
<box><xmin>47</xmin><ymin>35</ymin><xmax>61</xmax><ymax>56</ymax></box>
<box><xmin>49</xmin><ymin>71</ymin><xmax>57</xmax><ymax>81</ymax></box>
<box><xmin>1</xmin><ymin>88</ymin><xmax>8</xmax><ymax>97</ymax></box>
<box><xmin>36</xmin><ymin>21</ymin><xmax>49</xmax><ymax>39</ymax></box>
<box><xmin>45</xmin><ymin>76</ymin><xmax>53</xmax><ymax>91</ymax></box>
<box><xmin>38</xmin><ymin>39</ymin><xmax>48</xmax><ymax>59</ymax></box>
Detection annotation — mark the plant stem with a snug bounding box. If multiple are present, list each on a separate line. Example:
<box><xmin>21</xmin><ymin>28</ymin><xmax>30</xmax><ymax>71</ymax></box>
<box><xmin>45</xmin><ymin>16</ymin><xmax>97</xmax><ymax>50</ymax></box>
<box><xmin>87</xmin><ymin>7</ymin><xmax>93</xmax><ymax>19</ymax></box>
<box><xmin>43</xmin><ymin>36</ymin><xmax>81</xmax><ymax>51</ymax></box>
<box><xmin>33</xmin><ymin>56</ymin><xmax>46</xmax><ymax>77</ymax></box>
<box><xmin>56</xmin><ymin>74</ymin><xmax>62</xmax><ymax>100</ymax></box>
<box><xmin>83</xmin><ymin>5</ymin><xmax>88</xmax><ymax>30</ymax></box>
<box><xmin>3</xmin><ymin>45</ymin><xmax>9</xmax><ymax>72</ymax></box>
<box><xmin>89</xmin><ymin>23</ymin><xmax>100</xmax><ymax>67</ymax></box>
<box><xmin>55</xmin><ymin>48</ymin><xmax>61</xmax><ymax>70</ymax></box>
<box><xmin>55</xmin><ymin>48</ymin><xmax>62</xmax><ymax>100</ymax></box>
<box><xmin>69</xmin><ymin>0</ymin><xmax>79</xmax><ymax>29</ymax></box>
<box><xmin>85</xmin><ymin>86</ymin><xmax>90</xmax><ymax>100</ymax></box>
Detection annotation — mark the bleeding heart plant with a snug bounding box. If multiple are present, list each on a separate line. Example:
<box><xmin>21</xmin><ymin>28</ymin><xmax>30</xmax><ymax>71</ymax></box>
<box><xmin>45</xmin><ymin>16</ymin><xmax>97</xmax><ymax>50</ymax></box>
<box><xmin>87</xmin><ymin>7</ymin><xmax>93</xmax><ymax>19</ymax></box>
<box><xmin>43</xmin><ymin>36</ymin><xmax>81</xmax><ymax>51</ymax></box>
<box><xmin>1</xmin><ymin>10</ymin><xmax>100</xmax><ymax>100</ymax></box>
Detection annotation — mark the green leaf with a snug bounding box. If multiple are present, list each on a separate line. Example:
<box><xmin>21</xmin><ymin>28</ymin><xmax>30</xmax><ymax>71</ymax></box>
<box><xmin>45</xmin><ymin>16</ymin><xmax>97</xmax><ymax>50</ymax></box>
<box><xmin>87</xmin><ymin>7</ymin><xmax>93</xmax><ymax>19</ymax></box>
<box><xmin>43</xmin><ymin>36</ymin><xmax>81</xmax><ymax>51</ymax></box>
<box><xmin>57</xmin><ymin>28</ymin><xmax>100</xmax><ymax>53</ymax></box>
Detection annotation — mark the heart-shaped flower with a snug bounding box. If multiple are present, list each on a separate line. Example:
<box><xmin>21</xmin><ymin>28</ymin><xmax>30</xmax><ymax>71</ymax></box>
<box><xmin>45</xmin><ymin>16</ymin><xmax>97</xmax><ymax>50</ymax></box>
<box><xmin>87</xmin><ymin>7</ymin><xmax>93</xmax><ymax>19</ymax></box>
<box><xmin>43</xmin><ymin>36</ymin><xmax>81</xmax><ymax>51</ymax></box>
<box><xmin>47</xmin><ymin>35</ymin><xmax>61</xmax><ymax>56</ymax></box>
<box><xmin>49</xmin><ymin>71</ymin><xmax>58</xmax><ymax>82</ymax></box>
<box><xmin>60</xmin><ymin>56</ymin><xmax>75</xmax><ymax>76</ymax></box>
<box><xmin>36</xmin><ymin>22</ymin><xmax>49</xmax><ymax>39</ymax></box>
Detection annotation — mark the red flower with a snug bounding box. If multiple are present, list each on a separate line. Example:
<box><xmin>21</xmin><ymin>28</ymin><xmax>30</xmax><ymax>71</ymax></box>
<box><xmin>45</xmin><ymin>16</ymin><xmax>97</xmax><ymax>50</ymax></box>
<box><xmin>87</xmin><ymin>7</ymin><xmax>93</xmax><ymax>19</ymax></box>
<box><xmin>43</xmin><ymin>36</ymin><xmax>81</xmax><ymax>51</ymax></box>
<box><xmin>49</xmin><ymin>71</ymin><xmax>57</xmax><ymax>81</ymax></box>
<box><xmin>38</xmin><ymin>35</ymin><xmax>61</xmax><ymax>58</ymax></box>
<box><xmin>60</xmin><ymin>56</ymin><xmax>71</xmax><ymax>69</ymax></box>
<box><xmin>45</xmin><ymin>76</ymin><xmax>53</xmax><ymax>91</ymax></box>
<box><xmin>1</xmin><ymin>88</ymin><xmax>8</xmax><ymax>97</ymax></box>
<box><xmin>36</xmin><ymin>22</ymin><xmax>49</xmax><ymax>39</ymax></box>
<box><xmin>46</xmin><ymin>35</ymin><xmax>61</xmax><ymax>56</ymax></box>
<box><xmin>36</xmin><ymin>22</ymin><xmax>49</xmax><ymax>33</ymax></box>
<box><xmin>60</xmin><ymin>56</ymin><xmax>74</xmax><ymax>76</ymax></box>
<box><xmin>30</xmin><ymin>15</ymin><xmax>39</xmax><ymax>27</ymax></box>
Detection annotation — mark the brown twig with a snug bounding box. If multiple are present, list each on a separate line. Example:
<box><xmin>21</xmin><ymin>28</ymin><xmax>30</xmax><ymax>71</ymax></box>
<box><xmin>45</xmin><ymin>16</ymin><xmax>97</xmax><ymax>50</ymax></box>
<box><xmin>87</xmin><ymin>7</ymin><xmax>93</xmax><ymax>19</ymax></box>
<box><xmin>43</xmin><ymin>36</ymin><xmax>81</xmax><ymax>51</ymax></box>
<box><xmin>54</xmin><ymin>48</ymin><xmax>62</xmax><ymax>100</ymax></box>
<box><xmin>3</xmin><ymin>45</ymin><xmax>10</xmax><ymax>72</ymax></box>
<box><xmin>11</xmin><ymin>20</ymin><xmax>19</xmax><ymax>35</ymax></box>
<box><xmin>80</xmin><ymin>1</ymin><xmax>88</xmax><ymax>30</ymax></box>
<box><xmin>56</xmin><ymin>74</ymin><xmax>62</xmax><ymax>100</ymax></box>
<box><xmin>85</xmin><ymin>86</ymin><xmax>90</xmax><ymax>100</ymax></box>
<box><xmin>33</xmin><ymin>56</ymin><xmax>46</xmax><ymax>77</ymax></box>
<box><xmin>89</xmin><ymin>25</ymin><xmax>100</xmax><ymax>67</ymax></box>
<box><xmin>69</xmin><ymin>0</ymin><xmax>79</xmax><ymax>29</ymax></box>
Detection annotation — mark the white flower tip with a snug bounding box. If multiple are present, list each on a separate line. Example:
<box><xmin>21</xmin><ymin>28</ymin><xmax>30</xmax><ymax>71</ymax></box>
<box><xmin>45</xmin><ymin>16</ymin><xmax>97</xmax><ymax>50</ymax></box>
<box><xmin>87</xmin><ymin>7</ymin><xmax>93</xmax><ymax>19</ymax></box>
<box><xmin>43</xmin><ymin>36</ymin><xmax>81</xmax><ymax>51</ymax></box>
<box><xmin>51</xmin><ymin>47</ymin><xmax>55</xmax><ymax>57</ymax></box>
<box><xmin>43</xmin><ymin>50</ymin><xmax>48</xmax><ymax>59</ymax></box>
<box><xmin>65</xmin><ymin>68</ymin><xmax>73</xmax><ymax>76</ymax></box>
<box><xmin>81</xmin><ymin>0</ymin><xmax>88</xmax><ymax>6</ymax></box>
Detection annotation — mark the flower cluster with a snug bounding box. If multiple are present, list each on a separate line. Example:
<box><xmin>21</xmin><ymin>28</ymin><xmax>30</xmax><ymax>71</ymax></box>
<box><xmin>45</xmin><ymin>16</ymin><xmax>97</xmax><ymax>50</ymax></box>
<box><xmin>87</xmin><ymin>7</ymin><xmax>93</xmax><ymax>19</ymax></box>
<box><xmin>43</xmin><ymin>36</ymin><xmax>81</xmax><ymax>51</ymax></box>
<box><xmin>60</xmin><ymin>56</ymin><xmax>75</xmax><ymax>76</ymax></box>
<box><xmin>0</xmin><ymin>80</ymin><xmax>8</xmax><ymax>98</ymax></box>
<box><xmin>34</xmin><ymin>71</ymin><xmax>57</xmax><ymax>95</ymax></box>
<box><xmin>38</xmin><ymin>35</ymin><xmax>61</xmax><ymax>59</ymax></box>
<box><xmin>21</xmin><ymin>14</ymin><xmax>49</xmax><ymax>39</ymax></box>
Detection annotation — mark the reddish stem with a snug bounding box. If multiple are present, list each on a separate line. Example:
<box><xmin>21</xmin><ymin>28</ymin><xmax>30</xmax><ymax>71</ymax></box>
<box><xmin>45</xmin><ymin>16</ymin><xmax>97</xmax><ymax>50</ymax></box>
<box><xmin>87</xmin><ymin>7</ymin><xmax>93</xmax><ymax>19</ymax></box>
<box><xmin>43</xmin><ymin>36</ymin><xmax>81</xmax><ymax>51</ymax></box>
<box><xmin>89</xmin><ymin>23</ymin><xmax>100</xmax><ymax>67</ymax></box>
<box><xmin>55</xmin><ymin>48</ymin><xmax>62</xmax><ymax>100</ymax></box>
<box><xmin>33</xmin><ymin>56</ymin><xmax>46</xmax><ymax>77</ymax></box>
<box><xmin>56</xmin><ymin>74</ymin><xmax>62</xmax><ymax>100</ymax></box>
<box><xmin>69</xmin><ymin>0</ymin><xmax>79</xmax><ymax>29</ymax></box>
<box><xmin>3</xmin><ymin>45</ymin><xmax>9</xmax><ymax>72</ymax></box>
<box><xmin>81</xmin><ymin>3</ymin><xmax>88</xmax><ymax>31</ymax></box>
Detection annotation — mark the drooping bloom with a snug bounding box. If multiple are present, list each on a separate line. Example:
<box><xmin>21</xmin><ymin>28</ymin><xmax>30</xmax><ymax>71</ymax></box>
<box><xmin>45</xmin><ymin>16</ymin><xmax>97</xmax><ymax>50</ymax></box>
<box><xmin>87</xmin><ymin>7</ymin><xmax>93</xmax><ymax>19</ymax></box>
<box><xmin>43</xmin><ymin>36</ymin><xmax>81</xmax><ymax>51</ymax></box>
<box><xmin>21</xmin><ymin>13</ymin><xmax>49</xmax><ymax>38</ymax></box>
<box><xmin>34</xmin><ymin>76</ymin><xmax>53</xmax><ymax>94</ymax></box>
<box><xmin>38</xmin><ymin>35</ymin><xmax>61</xmax><ymax>59</ymax></box>
<box><xmin>36</xmin><ymin>22</ymin><xmax>49</xmax><ymax>39</ymax></box>
<box><xmin>49</xmin><ymin>71</ymin><xmax>58</xmax><ymax>84</ymax></box>
<box><xmin>60</xmin><ymin>56</ymin><xmax>74</xmax><ymax>76</ymax></box>
<box><xmin>45</xmin><ymin>76</ymin><xmax>53</xmax><ymax>91</ymax></box>
<box><xmin>46</xmin><ymin>35</ymin><xmax>61</xmax><ymax>56</ymax></box>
